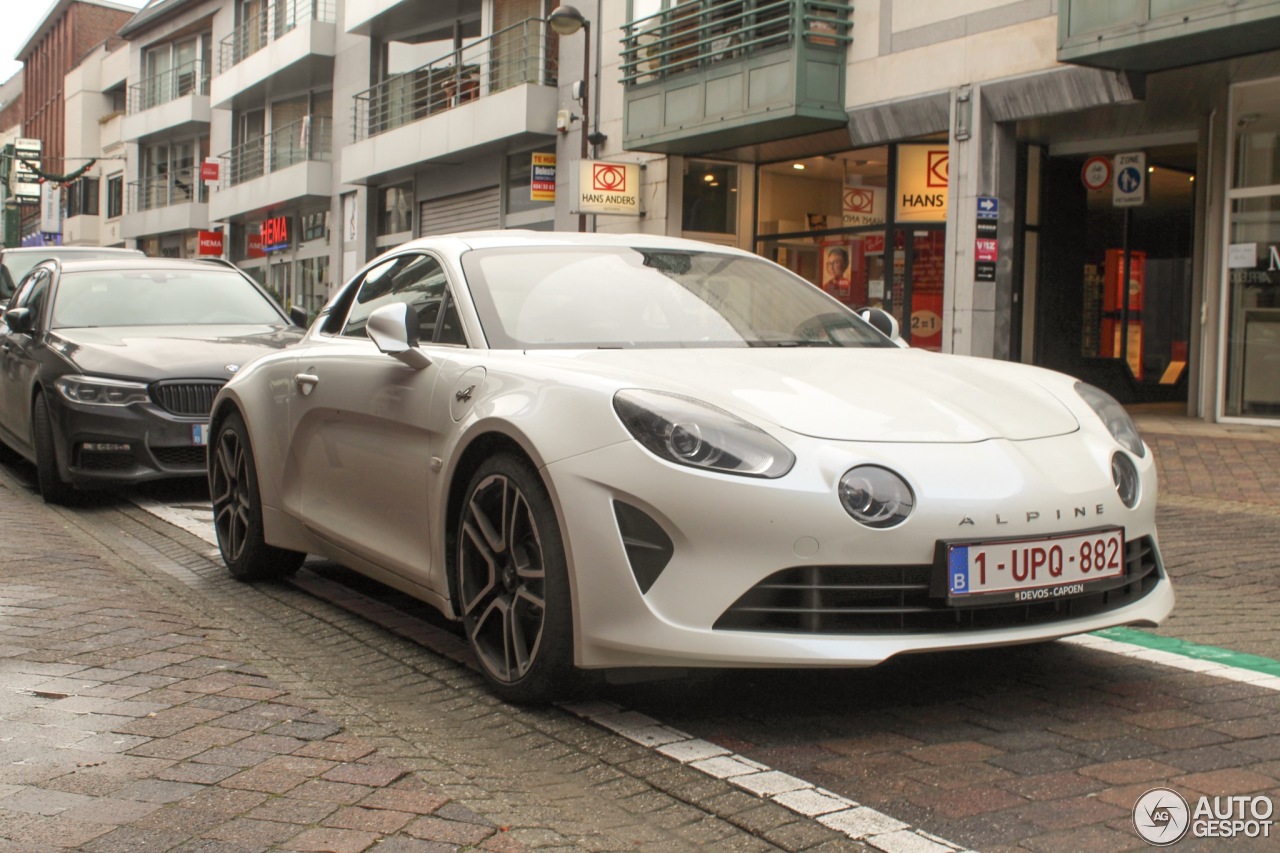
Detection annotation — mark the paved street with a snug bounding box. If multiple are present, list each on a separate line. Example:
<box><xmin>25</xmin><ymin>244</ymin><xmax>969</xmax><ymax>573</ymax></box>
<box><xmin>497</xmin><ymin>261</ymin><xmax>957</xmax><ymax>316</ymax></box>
<box><xmin>1</xmin><ymin>407</ymin><xmax>1278</xmax><ymax>852</ymax></box>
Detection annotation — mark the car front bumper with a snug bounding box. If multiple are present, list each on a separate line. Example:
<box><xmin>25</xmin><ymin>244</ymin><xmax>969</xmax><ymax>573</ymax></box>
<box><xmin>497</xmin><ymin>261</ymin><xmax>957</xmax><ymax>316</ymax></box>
<box><xmin>543</xmin><ymin>430</ymin><xmax>1173</xmax><ymax>670</ymax></box>
<box><xmin>46</xmin><ymin>392</ymin><xmax>212</xmax><ymax>487</ymax></box>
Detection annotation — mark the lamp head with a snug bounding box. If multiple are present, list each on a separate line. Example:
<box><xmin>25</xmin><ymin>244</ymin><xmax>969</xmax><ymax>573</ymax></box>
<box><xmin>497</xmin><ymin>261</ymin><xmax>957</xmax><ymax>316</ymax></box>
<box><xmin>549</xmin><ymin>5</ymin><xmax>586</xmax><ymax>36</ymax></box>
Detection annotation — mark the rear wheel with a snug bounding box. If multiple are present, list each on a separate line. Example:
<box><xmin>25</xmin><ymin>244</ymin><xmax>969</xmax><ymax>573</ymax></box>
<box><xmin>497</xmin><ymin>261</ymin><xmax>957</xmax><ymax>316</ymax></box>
<box><xmin>456</xmin><ymin>453</ymin><xmax>574</xmax><ymax>703</ymax></box>
<box><xmin>210</xmin><ymin>413</ymin><xmax>304</xmax><ymax>580</ymax></box>
<box><xmin>32</xmin><ymin>394</ymin><xmax>74</xmax><ymax>505</ymax></box>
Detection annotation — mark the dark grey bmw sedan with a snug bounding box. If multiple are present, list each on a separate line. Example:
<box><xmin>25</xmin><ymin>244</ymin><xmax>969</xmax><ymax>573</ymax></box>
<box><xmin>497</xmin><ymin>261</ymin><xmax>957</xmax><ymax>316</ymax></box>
<box><xmin>0</xmin><ymin>256</ymin><xmax>305</xmax><ymax>503</ymax></box>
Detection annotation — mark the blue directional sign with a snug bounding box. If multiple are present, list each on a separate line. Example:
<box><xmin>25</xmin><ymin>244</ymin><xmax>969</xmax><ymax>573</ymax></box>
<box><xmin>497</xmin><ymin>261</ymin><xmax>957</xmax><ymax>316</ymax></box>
<box><xmin>977</xmin><ymin>196</ymin><xmax>998</xmax><ymax>219</ymax></box>
<box><xmin>1113</xmin><ymin>151</ymin><xmax>1146</xmax><ymax>207</ymax></box>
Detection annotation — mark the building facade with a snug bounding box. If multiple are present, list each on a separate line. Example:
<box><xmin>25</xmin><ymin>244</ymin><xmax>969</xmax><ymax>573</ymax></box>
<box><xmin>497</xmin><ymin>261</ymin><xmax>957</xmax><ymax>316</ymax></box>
<box><xmin>25</xmin><ymin>0</ymin><xmax>1280</xmax><ymax>426</ymax></box>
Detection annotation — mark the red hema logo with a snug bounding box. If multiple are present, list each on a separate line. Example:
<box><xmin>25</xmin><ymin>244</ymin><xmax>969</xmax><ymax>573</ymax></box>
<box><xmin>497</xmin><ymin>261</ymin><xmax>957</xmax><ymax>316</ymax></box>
<box><xmin>844</xmin><ymin>188</ymin><xmax>875</xmax><ymax>213</ymax></box>
<box><xmin>592</xmin><ymin>163</ymin><xmax>627</xmax><ymax>193</ymax></box>
<box><xmin>927</xmin><ymin>151</ymin><xmax>949</xmax><ymax>187</ymax></box>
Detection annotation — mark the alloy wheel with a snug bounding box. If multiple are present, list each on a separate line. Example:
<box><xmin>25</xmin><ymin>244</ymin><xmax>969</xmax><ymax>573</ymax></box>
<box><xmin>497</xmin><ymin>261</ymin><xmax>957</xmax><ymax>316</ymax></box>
<box><xmin>210</xmin><ymin>425</ymin><xmax>251</xmax><ymax>563</ymax></box>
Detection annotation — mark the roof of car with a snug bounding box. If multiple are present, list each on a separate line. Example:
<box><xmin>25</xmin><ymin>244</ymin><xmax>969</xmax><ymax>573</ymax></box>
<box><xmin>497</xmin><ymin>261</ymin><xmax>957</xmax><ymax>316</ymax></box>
<box><xmin>1</xmin><ymin>246</ymin><xmax>144</xmax><ymax>255</ymax></box>
<box><xmin>402</xmin><ymin>230</ymin><xmax>760</xmax><ymax>257</ymax></box>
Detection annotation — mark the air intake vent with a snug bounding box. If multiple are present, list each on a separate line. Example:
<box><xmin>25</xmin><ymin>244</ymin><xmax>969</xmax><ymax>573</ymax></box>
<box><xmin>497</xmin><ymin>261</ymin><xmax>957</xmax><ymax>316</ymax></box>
<box><xmin>613</xmin><ymin>501</ymin><xmax>674</xmax><ymax>594</ymax></box>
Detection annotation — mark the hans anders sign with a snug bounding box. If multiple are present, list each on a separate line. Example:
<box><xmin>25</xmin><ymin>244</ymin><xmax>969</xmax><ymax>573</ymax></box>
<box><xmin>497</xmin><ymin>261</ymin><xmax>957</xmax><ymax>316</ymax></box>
<box><xmin>895</xmin><ymin>144</ymin><xmax>949</xmax><ymax>223</ymax></box>
<box><xmin>574</xmin><ymin>160</ymin><xmax>641</xmax><ymax>216</ymax></box>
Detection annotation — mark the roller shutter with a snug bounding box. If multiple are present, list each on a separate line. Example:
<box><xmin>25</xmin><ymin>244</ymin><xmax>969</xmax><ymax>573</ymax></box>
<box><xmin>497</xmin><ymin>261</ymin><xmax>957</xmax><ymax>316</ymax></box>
<box><xmin>417</xmin><ymin>187</ymin><xmax>501</xmax><ymax>237</ymax></box>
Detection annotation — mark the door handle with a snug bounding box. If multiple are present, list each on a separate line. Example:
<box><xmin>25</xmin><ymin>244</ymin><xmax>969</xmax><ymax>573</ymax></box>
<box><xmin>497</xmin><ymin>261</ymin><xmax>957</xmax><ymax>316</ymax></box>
<box><xmin>294</xmin><ymin>373</ymin><xmax>319</xmax><ymax>395</ymax></box>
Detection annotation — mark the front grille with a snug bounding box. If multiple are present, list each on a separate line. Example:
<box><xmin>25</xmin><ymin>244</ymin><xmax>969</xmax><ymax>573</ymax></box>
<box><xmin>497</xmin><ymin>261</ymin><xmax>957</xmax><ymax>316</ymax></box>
<box><xmin>151</xmin><ymin>381</ymin><xmax>224</xmax><ymax>416</ymax></box>
<box><xmin>714</xmin><ymin>536</ymin><xmax>1161</xmax><ymax>635</ymax></box>
<box><xmin>152</xmin><ymin>446</ymin><xmax>207</xmax><ymax>468</ymax></box>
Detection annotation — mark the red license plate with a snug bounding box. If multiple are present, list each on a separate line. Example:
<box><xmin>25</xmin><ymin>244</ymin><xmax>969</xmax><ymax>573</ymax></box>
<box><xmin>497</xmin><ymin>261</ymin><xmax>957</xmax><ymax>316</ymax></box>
<box><xmin>947</xmin><ymin>528</ymin><xmax>1124</xmax><ymax>603</ymax></box>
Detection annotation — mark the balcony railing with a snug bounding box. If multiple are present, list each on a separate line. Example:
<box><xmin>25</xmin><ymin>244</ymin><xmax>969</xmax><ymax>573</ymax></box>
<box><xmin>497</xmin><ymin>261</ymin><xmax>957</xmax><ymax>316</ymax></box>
<box><xmin>353</xmin><ymin>17</ymin><xmax>556</xmax><ymax>142</ymax></box>
<box><xmin>621</xmin><ymin>0</ymin><xmax>851</xmax><ymax>85</ymax></box>
<box><xmin>218</xmin><ymin>115</ymin><xmax>332</xmax><ymax>187</ymax></box>
<box><xmin>128</xmin><ymin>60</ymin><xmax>211</xmax><ymax>113</ymax></box>
<box><xmin>127</xmin><ymin>168</ymin><xmax>208</xmax><ymax>213</ymax></box>
<box><xmin>219</xmin><ymin>0</ymin><xmax>336</xmax><ymax>72</ymax></box>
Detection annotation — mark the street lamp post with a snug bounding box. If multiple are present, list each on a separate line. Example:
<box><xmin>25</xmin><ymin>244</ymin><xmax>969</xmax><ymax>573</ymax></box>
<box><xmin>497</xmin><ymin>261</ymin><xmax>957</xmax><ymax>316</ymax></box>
<box><xmin>549</xmin><ymin>5</ymin><xmax>590</xmax><ymax>232</ymax></box>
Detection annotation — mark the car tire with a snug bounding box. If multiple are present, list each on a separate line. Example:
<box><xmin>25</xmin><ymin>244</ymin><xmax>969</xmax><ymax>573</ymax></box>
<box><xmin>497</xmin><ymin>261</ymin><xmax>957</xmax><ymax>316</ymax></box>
<box><xmin>210</xmin><ymin>412</ymin><xmax>304</xmax><ymax>581</ymax></box>
<box><xmin>32</xmin><ymin>394</ymin><xmax>74</xmax><ymax>505</ymax></box>
<box><xmin>456</xmin><ymin>452</ymin><xmax>575</xmax><ymax>704</ymax></box>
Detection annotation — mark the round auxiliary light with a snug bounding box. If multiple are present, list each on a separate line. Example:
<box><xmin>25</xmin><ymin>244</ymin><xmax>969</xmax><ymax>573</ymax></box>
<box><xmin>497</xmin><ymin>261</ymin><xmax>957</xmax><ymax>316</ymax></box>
<box><xmin>838</xmin><ymin>466</ymin><xmax>914</xmax><ymax>529</ymax></box>
<box><xmin>1111</xmin><ymin>451</ymin><xmax>1140</xmax><ymax>509</ymax></box>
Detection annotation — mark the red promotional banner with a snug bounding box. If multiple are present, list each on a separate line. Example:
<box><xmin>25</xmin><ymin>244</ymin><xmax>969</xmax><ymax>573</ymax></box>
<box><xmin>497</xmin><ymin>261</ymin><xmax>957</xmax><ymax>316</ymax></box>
<box><xmin>197</xmin><ymin>230</ymin><xmax>224</xmax><ymax>256</ymax></box>
<box><xmin>200</xmin><ymin>160</ymin><xmax>220</xmax><ymax>183</ymax></box>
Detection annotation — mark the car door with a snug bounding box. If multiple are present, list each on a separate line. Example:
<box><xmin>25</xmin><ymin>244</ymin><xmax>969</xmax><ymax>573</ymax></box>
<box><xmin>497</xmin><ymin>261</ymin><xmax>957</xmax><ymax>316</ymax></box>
<box><xmin>288</xmin><ymin>251</ymin><xmax>465</xmax><ymax>585</ymax></box>
<box><xmin>0</xmin><ymin>267</ymin><xmax>53</xmax><ymax>453</ymax></box>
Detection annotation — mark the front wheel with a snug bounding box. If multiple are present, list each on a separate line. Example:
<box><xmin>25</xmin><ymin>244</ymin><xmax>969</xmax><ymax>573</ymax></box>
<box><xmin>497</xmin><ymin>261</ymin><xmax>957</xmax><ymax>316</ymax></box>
<box><xmin>456</xmin><ymin>453</ymin><xmax>575</xmax><ymax>703</ymax></box>
<box><xmin>210</xmin><ymin>412</ymin><xmax>304</xmax><ymax>581</ymax></box>
<box><xmin>32</xmin><ymin>394</ymin><xmax>74</xmax><ymax>505</ymax></box>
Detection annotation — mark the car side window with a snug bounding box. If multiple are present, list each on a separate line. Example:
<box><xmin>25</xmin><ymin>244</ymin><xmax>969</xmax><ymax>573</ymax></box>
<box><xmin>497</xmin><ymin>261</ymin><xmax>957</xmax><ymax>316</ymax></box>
<box><xmin>11</xmin><ymin>269</ymin><xmax>51</xmax><ymax>332</ymax></box>
<box><xmin>341</xmin><ymin>253</ymin><xmax>463</xmax><ymax>344</ymax></box>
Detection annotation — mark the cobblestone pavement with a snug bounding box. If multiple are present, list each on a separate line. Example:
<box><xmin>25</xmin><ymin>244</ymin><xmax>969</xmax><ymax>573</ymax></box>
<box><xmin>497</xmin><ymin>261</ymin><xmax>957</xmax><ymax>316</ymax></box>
<box><xmin>2</xmin><ymin>408</ymin><xmax>1279</xmax><ymax>853</ymax></box>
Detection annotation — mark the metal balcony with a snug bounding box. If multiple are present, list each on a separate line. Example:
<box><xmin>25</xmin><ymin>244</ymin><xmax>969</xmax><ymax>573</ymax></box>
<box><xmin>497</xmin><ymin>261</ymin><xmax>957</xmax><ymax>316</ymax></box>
<box><xmin>121</xmin><ymin>168</ymin><xmax>210</xmax><ymax>239</ymax></box>
<box><xmin>219</xmin><ymin>0</ymin><xmax>336</xmax><ymax>71</ymax></box>
<box><xmin>212</xmin><ymin>0</ymin><xmax>336</xmax><ymax>110</ymax></box>
<box><xmin>128</xmin><ymin>60</ymin><xmax>211</xmax><ymax>113</ymax></box>
<box><xmin>353</xmin><ymin>18</ymin><xmax>556</xmax><ymax>141</ymax></box>
<box><xmin>621</xmin><ymin>0</ymin><xmax>852</xmax><ymax>154</ymax></box>
<box><xmin>123</xmin><ymin>61</ymin><xmax>212</xmax><ymax>142</ymax></box>
<box><xmin>210</xmin><ymin>116</ymin><xmax>333</xmax><ymax>221</ymax></box>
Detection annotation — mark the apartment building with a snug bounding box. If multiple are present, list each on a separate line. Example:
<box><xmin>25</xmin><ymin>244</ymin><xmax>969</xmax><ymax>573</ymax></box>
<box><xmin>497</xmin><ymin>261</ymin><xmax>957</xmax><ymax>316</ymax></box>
<box><xmin>35</xmin><ymin>0</ymin><xmax>1280</xmax><ymax>426</ymax></box>
<box><xmin>62</xmin><ymin>39</ymin><xmax>129</xmax><ymax>247</ymax></box>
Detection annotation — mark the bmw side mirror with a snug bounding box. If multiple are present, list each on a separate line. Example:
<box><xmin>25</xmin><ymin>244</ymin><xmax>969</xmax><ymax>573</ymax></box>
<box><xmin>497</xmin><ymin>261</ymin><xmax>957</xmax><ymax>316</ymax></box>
<box><xmin>858</xmin><ymin>307</ymin><xmax>908</xmax><ymax>347</ymax></box>
<box><xmin>3</xmin><ymin>307</ymin><xmax>32</xmax><ymax>335</ymax></box>
<box><xmin>367</xmin><ymin>303</ymin><xmax>431</xmax><ymax>370</ymax></box>
<box><xmin>289</xmin><ymin>306</ymin><xmax>308</xmax><ymax>328</ymax></box>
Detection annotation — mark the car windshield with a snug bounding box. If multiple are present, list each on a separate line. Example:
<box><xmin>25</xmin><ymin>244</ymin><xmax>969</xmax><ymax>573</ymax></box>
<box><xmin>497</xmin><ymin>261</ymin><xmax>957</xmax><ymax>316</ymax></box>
<box><xmin>461</xmin><ymin>246</ymin><xmax>894</xmax><ymax>349</ymax></box>
<box><xmin>50</xmin><ymin>269</ymin><xmax>285</xmax><ymax>328</ymax></box>
<box><xmin>3</xmin><ymin>250</ymin><xmax>141</xmax><ymax>300</ymax></box>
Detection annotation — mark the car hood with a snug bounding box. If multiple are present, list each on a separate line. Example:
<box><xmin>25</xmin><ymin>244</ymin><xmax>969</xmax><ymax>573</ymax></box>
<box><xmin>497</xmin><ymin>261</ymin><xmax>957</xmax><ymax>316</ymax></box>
<box><xmin>537</xmin><ymin>348</ymin><xmax>1081</xmax><ymax>443</ymax></box>
<box><xmin>50</xmin><ymin>325</ymin><xmax>303</xmax><ymax>381</ymax></box>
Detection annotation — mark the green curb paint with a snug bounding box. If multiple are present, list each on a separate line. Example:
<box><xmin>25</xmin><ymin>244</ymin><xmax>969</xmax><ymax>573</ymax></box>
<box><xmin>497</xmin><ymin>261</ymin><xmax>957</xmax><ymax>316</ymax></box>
<box><xmin>1094</xmin><ymin>627</ymin><xmax>1280</xmax><ymax>678</ymax></box>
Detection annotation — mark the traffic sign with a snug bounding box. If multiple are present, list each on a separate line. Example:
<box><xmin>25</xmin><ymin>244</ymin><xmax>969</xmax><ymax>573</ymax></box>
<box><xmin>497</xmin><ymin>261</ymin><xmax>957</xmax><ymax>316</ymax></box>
<box><xmin>1082</xmin><ymin>156</ymin><xmax>1111</xmax><ymax>192</ymax></box>
<box><xmin>977</xmin><ymin>196</ymin><xmax>998</xmax><ymax>219</ymax></box>
<box><xmin>1113</xmin><ymin>151</ymin><xmax>1146</xmax><ymax>207</ymax></box>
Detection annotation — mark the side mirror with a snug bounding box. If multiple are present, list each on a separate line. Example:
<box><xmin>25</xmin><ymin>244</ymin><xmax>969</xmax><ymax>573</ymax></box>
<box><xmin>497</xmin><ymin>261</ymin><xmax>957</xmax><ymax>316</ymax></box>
<box><xmin>3</xmin><ymin>307</ymin><xmax>32</xmax><ymax>335</ymax></box>
<box><xmin>366</xmin><ymin>302</ymin><xmax>430</xmax><ymax>370</ymax></box>
<box><xmin>289</xmin><ymin>305</ymin><xmax>308</xmax><ymax>328</ymax></box>
<box><xmin>858</xmin><ymin>307</ymin><xmax>908</xmax><ymax>347</ymax></box>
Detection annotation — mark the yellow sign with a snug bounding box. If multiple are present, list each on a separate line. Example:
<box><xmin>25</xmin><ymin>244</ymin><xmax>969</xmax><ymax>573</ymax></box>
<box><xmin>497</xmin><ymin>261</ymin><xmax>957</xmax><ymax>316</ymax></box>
<box><xmin>574</xmin><ymin>160</ymin><xmax>641</xmax><ymax>216</ymax></box>
<box><xmin>531</xmin><ymin>153</ymin><xmax>556</xmax><ymax>202</ymax></box>
<box><xmin>895</xmin><ymin>144</ymin><xmax>949</xmax><ymax>223</ymax></box>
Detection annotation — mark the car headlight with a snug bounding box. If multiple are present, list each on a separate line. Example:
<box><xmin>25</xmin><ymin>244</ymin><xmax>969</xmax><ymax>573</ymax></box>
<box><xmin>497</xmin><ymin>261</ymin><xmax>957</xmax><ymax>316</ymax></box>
<box><xmin>839</xmin><ymin>465</ymin><xmax>914</xmax><ymax>528</ymax></box>
<box><xmin>1074</xmin><ymin>382</ymin><xmax>1145</xmax><ymax>458</ymax></box>
<box><xmin>613</xmin><ymin>389</ymin><xmax>794</xmax><ymax>478</ymax></box>
<box><xmin>54</xmin><ymin>375</ymin><xmax>150</xmax><ymax>406</ymax></box>
<box><xmin>1111</xmin><ymin>451</ymin><xmax>1140</xmax><ymax>508</ymax></box>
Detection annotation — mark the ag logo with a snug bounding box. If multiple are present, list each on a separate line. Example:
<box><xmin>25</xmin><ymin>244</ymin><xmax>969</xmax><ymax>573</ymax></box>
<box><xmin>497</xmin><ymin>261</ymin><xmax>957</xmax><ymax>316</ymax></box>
<box><xmin>1133</xmin><ymin>787</ymin><xmax>1190</xmax><ymax>846</ymax></box>
<box><xmin>592</xmin><ymin>163</ymin><xmax>627</xmax><ymax>192</ymax></box>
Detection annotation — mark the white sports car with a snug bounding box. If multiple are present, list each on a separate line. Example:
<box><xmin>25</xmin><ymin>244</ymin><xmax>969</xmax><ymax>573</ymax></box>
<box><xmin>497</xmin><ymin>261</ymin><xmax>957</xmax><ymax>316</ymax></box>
<box><xmin>209</xmin><ymin>231</ymin><xmax>1173</xmax><ymax>702</ymax></box>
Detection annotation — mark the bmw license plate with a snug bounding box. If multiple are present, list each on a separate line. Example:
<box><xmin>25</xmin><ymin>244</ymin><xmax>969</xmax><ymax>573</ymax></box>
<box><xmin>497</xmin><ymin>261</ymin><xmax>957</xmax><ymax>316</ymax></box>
<box><xmin>946</xmin><ymin>528</ymin><xmax>1124</xmax><ymax>604</ymax></box>
<box><xmin>191</xmin><ymin>423</ymin><xmax>209</xmax><ymax>446</ymax></box>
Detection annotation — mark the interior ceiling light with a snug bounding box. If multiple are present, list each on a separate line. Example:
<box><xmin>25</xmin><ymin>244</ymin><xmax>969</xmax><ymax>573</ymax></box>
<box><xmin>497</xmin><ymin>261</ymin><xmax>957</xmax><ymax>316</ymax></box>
<box><xmin>792</xmin><ymin>163</ymin><xmax>805</xmax><ymax>170</ymax></box>
<box><xmin>1148</xmin><ymin>166</ymin><xmax>1156</xmax><ymax>173</ymax></box>
<box><xmin>703</xmin><ymin>173</ymin><xmax>715</xmax><ymax>182</ymax></box>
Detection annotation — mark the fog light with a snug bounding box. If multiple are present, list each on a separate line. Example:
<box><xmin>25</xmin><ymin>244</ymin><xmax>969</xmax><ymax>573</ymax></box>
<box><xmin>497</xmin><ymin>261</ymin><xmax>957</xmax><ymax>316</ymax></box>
<box><xmin>1111</xmin><ymin>452</ymin><xmax>1139</xmax><ymax>508</ymax></box>
<box><xmin>839</xmin><ymin>466</ymin><xmax>914</xmax><ymax>528</ymax></box>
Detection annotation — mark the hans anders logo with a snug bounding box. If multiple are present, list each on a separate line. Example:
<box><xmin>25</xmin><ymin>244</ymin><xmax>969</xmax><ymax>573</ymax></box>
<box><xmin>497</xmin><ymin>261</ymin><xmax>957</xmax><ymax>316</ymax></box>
<box><xmin>844</xmin><ymin>188</ymin><xmax>875</xmax><ymax>213</ymax></box>
<box><xmin>591</xmin><ymin>163</ymin><xmax>627</xmax><ymax>193</ymax></box>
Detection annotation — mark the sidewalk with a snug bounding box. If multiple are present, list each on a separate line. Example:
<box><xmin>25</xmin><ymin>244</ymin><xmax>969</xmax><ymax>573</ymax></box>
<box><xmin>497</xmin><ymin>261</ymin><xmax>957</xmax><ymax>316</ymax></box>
<box><xmin>0</xmin><ymin>472</ymin><xmax>524</xmax><ymax>852</ymax></box>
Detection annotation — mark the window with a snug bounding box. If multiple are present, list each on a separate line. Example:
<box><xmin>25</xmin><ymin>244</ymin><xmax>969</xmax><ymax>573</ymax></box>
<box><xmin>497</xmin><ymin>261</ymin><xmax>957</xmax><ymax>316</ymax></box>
<box><xmin>682</xmin><ymin>159</ymin><xmax>736</xmax><ymax>234</ymax></box>
<box><xmin>107</xmin><ymin>175</ymin><xmax>124</xmax><ymax>218</ymax></box>
<box><xmin>339</xmin><ymin>252</ymin><xmax>463</xmax><ymax>344</ymax></box>
<box><xmin>65</xmin><ymin>177</ymin><xmax>100</xmax><ymax>217</ymax></box>
<box><xmin>301</xmin><ymin>210</ymin><xmax>328</xmax><ymax>242</ymax></box>
<box><xmin>297</xmin><ymin>255</ymin><xmax>330</xmax><ymax>321</ymax></box>
<box><xmin>377</xmin><ymin>183</ymin><xmax>413</xmax><ymax>237</ymax></box>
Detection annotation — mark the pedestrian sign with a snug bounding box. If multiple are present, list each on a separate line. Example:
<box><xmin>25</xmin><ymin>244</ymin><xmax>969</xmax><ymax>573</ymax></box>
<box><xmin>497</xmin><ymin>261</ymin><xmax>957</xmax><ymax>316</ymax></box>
<box><xmin>1113</xmin><ymin>151</ymin><xmax>1146</xmax><ymax>207</ymax></box>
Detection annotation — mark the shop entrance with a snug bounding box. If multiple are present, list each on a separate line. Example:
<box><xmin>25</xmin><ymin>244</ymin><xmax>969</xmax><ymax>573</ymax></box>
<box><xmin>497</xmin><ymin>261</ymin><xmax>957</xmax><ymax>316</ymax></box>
<box><xmin>1034</xmin><ymin>144</ymin><xmax>1196</xmax><ymax>402</ymax></box>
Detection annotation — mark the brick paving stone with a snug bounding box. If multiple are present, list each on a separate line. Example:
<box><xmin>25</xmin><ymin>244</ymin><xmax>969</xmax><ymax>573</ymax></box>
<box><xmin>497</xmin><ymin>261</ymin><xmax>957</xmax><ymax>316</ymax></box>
<box><xmin>1018</xmin><ymin>794</ymin><xmax>1128</xmax><ymax>830</ymax></box>
<box><xmin>323</xmin><ymin>804</ymin><xmax>416</xmax><ymax>833</ymax></box>
<box><xmin>1172</xmin><ymin>768</ymin><xmax>1280</xmax><ymax>795</ymax></box>
<box><xmin>357</xmin><ymin>787</ymin><xmax>452</xmax><ymax>815</ymax></box>
<box><xmin>282</xmin><ymin>827</ymin><xmax>379</xmax><ymax>853</ymax></box>
<box><xmin>403</xmin><ymin>815</ymin><xmax>495</xmax><ymax>845</ymax></box>
<box><xmin>1079</xmin><ymin>758</ymin><xmax>1183</xmax><ymax>785</ymax></box>
<box><xmin>996</xmin><ymin>770</ymin><xmax>1108</xmax><ymax>801</ymax></box>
